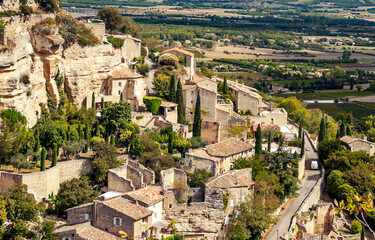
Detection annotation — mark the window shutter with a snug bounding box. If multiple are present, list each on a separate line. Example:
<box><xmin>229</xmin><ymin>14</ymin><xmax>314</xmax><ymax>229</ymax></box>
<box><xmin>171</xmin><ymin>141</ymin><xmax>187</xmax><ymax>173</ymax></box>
<box><xmin>113</xmin><ymin>218</ymin><xmax>116</xmax><ymax>225</ymax></box>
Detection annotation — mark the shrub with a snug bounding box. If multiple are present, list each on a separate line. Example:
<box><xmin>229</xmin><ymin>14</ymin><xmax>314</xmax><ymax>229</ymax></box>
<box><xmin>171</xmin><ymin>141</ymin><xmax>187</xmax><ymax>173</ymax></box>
<box><xmin>188</xmin><ymin>169</ymin><xmax>213</xmax><ymax>187</ymax></box>
<box><xmin>143</xmin><ymin>97</ymin><xmax>162</xmax><ymax>115</ymax></box>
<box><xmin>78</xmin><ymin>36</ymin><xmax>89</xmax><ymax>46</ymax></box>
<box><xmin>137</xmin><ymin>63</ymin><xmax>150</xmax><ymax>76</ymax></box>
<box><xmin>351</xmin><ymin>219</ymin><xmax>362</xmax><ymax>234</ymax></box>
<box><xmin>20</xmin><ymin>4</ymin><xmax>33</xmax><ymax>15</ymax></box>
<box><xmin>107</xmin><ymin>36</ymin><xmax>124</xmax><ymax>48</ymax></box>
<box><xmin>20</xmin><ymin>74</ymin><xmax>30</xmax><ymax>85</ymax></box>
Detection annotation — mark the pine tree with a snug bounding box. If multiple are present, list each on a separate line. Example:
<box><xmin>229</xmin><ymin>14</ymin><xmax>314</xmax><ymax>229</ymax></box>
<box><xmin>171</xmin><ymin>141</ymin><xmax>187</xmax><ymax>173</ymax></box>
<box><xmin>298</xmin><ymin>120</ymin><xmax>303</xmax><ymax>140</ymax></box>
<box><xmin>52</xmin><ymin>143</ymin><xmax>57</xmax><ymax>167</ymax></box>
<box><xmin>223</xmin><ymin>76</ymin><xmax>228</xmax><ymax>95</ymax></box>
<box><xmin>340</xmin><ymin>121</ymin><xmax>346</xmax><ymax>137</ymax></box>
<box><xmin>34</xmin><ymin>128</ymin><xmax>40</xmax><ymax>152</ymax></box>
<box><xmin>168</xmin><ymin>132</ymin><xmax>174</xmax><ymax>154</ymax></box>
<box><xmin>193</xmin><ymin>91</ymin><xmax>202</xmax><ymax>138</ymax></box>
<box><xmin>267</xmin><ymin>132</ymin><xmax>271</xmax><ymax>152</ymax></box>
<box><xmin>169</xmin><ymin>75</ymin><xmax>176</xmax><ymax>103</ymax></box>
<box><xmin>318</xmin><ymin>116</ymin><xmax>326</xmax><ymax>142</ymax></box>
<box><xmin>255</xmin><ymin>124</ymin><xmax>262</xmax><ymax>154</ymax></box>
<box><xmin>301</xmin><ymin>132</ymin><xmax>305</xmax><ymax>157</ymax></box>
<box><xmin>101</xmin><ymin>97</ymin><xmax>104</xmax><ymax>109</ymax></box>
<box><xmin>346</xmin><ymin>125</ymin><xmax>352</xmax><ymax>136</ymax></box>
<box><xmin>91</xmin><ymin>92</ymin><xmax>95</xmax><ymax>109</ymax></box>
<box><xmin>176</xmin><ymin>80</ymin><xmax>184</xmax><ymax>123</ymax></box>
<box><xmin>110</xmin><ymin>134</ymin><xmax>115</xmax><ymax>145</ymax></box>
<box><xmin>40</xmin><ymin>147</ymin><xmax>46</xmax><ymax>171</ymax></box>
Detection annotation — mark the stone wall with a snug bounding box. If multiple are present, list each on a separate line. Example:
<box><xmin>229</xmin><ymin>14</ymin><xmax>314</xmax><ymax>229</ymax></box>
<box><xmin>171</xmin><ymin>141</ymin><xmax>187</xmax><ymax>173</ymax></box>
<box><xmin>298</xmin><ymin>155</ymin><xmax>306</xmax><ymax>181</ymax></box>
<box><xmin>126</xmin><ymin>165</ymin><xmax>143</xmax><ymax>189</ymax></box>
<box><xmin>127</xmin><ymin>160</ymin><xmax>155</xmax><ymax>185</ymax></box>
<box><xmin>66</xmin><ymin>203</ymin><xmax>93</xmax><ymax>225</ymax></box>
<box><xmin>201</xmin><ymin>121</ymin><xmax>220</xmax><ymax>144</ymax></box>
<box><xmin>0</xmin><ymin>159</ymin><xmax>92</xmax><ymax>202</ymax></box>
<box><xmin>107</xmin><ymin>166</ymin><xmax>135</xmax><ymax>193</ymax></box>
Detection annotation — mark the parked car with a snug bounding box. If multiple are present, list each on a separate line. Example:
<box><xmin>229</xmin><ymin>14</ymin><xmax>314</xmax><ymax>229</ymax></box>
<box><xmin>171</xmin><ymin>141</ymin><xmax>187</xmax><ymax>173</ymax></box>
<box><xmin>311</xmin><ymin>160</ymin><xmax>319</xmax><ymax>170</ymax></box>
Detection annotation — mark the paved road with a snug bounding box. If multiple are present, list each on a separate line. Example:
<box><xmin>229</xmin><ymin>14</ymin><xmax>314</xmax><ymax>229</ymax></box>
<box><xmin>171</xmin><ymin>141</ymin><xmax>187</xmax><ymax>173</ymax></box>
<box><xmin>266</xmin><ymin>135</ymin><xmax>321</xmax><ymax>240</ymax></box>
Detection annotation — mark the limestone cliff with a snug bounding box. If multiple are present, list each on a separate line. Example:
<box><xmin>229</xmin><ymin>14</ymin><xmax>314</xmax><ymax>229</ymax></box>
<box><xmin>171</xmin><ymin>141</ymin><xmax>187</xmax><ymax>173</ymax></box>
<box><xmin>0</xmin><ymin>12</ymin><xmax>131</xmax><ymax>127</ymax></box>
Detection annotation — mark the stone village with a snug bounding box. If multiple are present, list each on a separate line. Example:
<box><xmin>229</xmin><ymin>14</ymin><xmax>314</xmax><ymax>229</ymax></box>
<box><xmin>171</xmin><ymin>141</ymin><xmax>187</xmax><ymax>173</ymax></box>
<box><xmin>1</xmin><ymin>2</ymin><xmax>375</xmax><ymax>239</ymax></box>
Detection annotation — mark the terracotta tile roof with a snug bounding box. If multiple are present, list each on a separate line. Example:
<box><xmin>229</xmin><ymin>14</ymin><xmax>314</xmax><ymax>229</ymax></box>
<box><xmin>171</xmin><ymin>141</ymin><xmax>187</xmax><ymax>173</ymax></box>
<box><xmin>162</xmin><ymin>47</ymin><xmax>195</xmax><ymax>57</ymax></box>
<box><xmin>55</xmin><ymin>222</ymin><xmax>122</xmax><ymax>240</ymax></box>
<box><xmin>216</xmin><ymin>105</ymin><xmax>231</xmax><ymax>113</ymax></box>
<box><xmin>124</xmin><ymin>186</ymin><xmax>165</xmax><ymax>206</ymax></box>
<box><xmin>205</xmin><ymin>138</ymin><xmax>254</xmax><ymax>158</ymax></box>
<box><xmin>160</xmin><ymin>101</ymin><xmax>178</xmax><ymax>107</ymax></box>
<box><xmin>205</xmin><ymin>169</ymin><xmax>254</xmax><ymax>189</ymax></box>
<box><xmin>340</xmin><ymin>135</ymin><xmax>372</xmax><ymax>145</ymax></box>
<box><xmin>109</xmin><ymin>65</ymin><xmax>143</xmax><ymax>79</ymax></box>
<box><xmin>189</xmin><ymin>148</ymin><xmax>221</xmax><ymax>162</ymax></box>
<box><xmin>182</xmin><ymin>84</ymin><xmax>197</xmax><ymax>90</ymax></box>
<box><xmin>102</xmin><ymin>196</ymin><xmax>153</xmax><ymax>220</ymax></box>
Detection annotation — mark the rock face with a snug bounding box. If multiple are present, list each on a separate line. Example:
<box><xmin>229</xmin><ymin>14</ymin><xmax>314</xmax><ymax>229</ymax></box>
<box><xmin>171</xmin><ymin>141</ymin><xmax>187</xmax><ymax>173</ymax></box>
<box><xmin>0</xmin><ymin>13</ymin><xmax>130</xmax><ymax>127</ymax></box>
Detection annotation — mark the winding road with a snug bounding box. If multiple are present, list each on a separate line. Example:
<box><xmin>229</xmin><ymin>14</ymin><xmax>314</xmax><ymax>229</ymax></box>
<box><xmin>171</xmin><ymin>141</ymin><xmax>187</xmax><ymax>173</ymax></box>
<box><xmin>266</xmin><ymin>135</ymin><xmax>321</xmax><ymax>240</ymax></box>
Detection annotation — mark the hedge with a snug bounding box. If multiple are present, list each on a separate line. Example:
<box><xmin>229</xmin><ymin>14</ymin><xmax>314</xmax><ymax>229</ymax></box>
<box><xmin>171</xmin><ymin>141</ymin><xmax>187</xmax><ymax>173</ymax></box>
<box><xmin>143</xmin><ymin>97</ymin><xmax>162</xmax><ymax>115</ymax></box>
<box><xmin>107</xmin><ymin>36</ymin><xmax>125</xmax><ymax>48</ymax></box>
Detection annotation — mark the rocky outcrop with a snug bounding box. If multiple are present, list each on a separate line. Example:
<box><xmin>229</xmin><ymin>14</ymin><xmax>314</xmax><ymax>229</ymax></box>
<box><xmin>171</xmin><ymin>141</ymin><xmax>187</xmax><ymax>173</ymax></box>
<box><xmin>0</xmin><ymin>12</ymin><xmax>132</xmax><ymax>126</ymax></box>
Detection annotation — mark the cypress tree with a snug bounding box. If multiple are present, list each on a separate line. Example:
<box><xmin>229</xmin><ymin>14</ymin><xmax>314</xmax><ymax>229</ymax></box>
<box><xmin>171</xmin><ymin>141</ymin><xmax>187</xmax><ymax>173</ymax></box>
<box><xmin>267</xmin><ymin>132</ymin><xmax>271</xmax><ymax>152</ymax></box>
<box><xmin>298</xmin><ymin>120</ymin><xmax>303</xmax><ymax>140</ymax></box>
<box><xmin>40</xmin><ymin>147</ymin><xmax>46</xmax><ymax>171</ymax></box>
<box><xmin>34</xmin><ymin>128</ymin><xmax>40</xmax><ymax>152</ymax></box>
<box><xmin>176</xmin><ymin>80</ymin><xmax>184</xmax><ymax>123</ymax></box>
<box><xmin>91</xmin><ymin>92</ymin><xmax>95</xmax><ymax>109</ymax></box>
<box><xmin>255</xmin><ymin>124</ymin><xmax>262</xmax><ymax>154</ymax></box>
<box><xmin>340</xmin><ymin>122</ymin><xmax>346</xmax><ymax>137</ymax></box>
<box><xmin>168</xmin><ymin>132</ymin><xmax>174</xmax><ymax>154</ymax></box>
<box><xmin>52</xmin><ymin>143</ymin><xmax>57</xmax><ymax>167</ymax></box>
<box><xmin>78</xmin><ymin>124</ymin><xmax>82</xmax><ymax>139</ymax></box>
<box><xmin>361</xmin><ymin>224</ymin><xmax>365</xmax><ymax>240</ymax></box>
<box><xmin>120</xmin><ymin>92</ymin><xmax>123</xmax><ymax>102</ymax></box>
<box><xmin>67</xmin><ymin>125</ymin><xmax>71</xmax><ymax>141</ymax></box>
<box><xmin>346</xmin><ymin>125</ymin><xmax>352</xmax><ymax>136</ymax></box>
<box><xmin>318</xmin><ymin>116</ymin><xmax>326</xmax><ymax>142</ymax></box>
<box><xmin>169</xmin><ymin>75</ymin><xmax>176</xmax><ymax>103</ymax></box>
<box><xmin>101</xmin><ymin>97</ymin><xmax>104</xmax><ymax>109</ymax></box>
<box><xmin>301</xmin><ymin>132</ymin><xmax>305</xmax><ymax>157</ymax></box>
<box><xmin>110</xmin><ymin>134</ymin><xmax>115</xmax><ymax>145</ymax></box>
<box><xmin>336</xmin><ymin>129</ymin><xmax>340</xmax><ymax>139</ymax></box>
<box><xmin>223</xmin><ymin>76</ymin><xmax>228</xmax><ymax>95</ymax></box>
<box><xmin>193</xmin><ymin>91</ymin><xmax>202</xmax><ymax>138</ymax></box>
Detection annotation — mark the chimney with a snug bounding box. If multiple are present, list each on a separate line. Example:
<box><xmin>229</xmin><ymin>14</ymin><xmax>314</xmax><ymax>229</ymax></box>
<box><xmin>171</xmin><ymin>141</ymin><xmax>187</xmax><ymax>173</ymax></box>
<box><xmin>92</xmin><ymin>200</ymin><xmax>99</xmax><ymax>226</ymax></box>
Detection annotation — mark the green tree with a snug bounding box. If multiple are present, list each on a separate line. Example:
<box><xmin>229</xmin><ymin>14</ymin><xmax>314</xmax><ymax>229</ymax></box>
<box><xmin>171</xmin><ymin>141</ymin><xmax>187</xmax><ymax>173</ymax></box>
<box><xmin>40</xmin><ymin>147</ymin><xmax>47</xmax><ymax>171</ymax></box>
<box><xmin>10</xmin><ymin>154</ymin><xmax>30</xmax><ymax>173</ymax></box>
<box><xmin>175</xmin><ymin>139</ymin><xmax>192</xmax><ymax>158</ymax></box>
<box><xmin>120</xmin><ymin>91</ymin><xmax>123</xmax><ymax>102</ymax></box>
<box><xmin>193</xmin><ymin>91</ymin><xmax>202</xmax><ymax>138</ymax></box>
<box><xmin>298</xmin><ymin>120</ymin><xmax>303</xmax><ymax>140</ymax></box>
<box><xmin>85</xmin><ymin>123</ymin><xmax>91</xmax><ymax>152</ymax></box>
<box><xmin>100</xmin><ymin>102</ymin><xmax>132</xmax><ymax>135</ymax></box>
<box><xmin>101</xmin><ymin>97</ymin><xmax>104</xmax><ymax>109</ymax></box>
<box><xmin>340</xmin><ymin>122</ymin><xmax>346</xmax><ymax>137</ymax></box>
<box><xmin>168</xmin><ymin>132</ymin><xmax>174</xmax><ymax>154</ymax></box>
<box><xmin>129</xmin><ymin>134</ymin><xmax>144</xmax><ymax>159</ymax></box>
<box><xmin>169</xmin><ymin>75</ymin><xmax>176</xmax><ymax>103</ymax></box>
<box><xmin>176</xmin><ymin>80</ymin><xmax>185</xmax><ymax>123</ymax></box>
<box><xmin>110</xmin><ymin>134</ymin><xmax>115</xmax><ymax>145</ymax></box>
<box><xmin>223</xmin><ymin>76</ymin><xmax>228</xmax><ymax>95</ymax></box>
<box><xmin>121</xmin><ymin>16</ymin><xmax>143</xmax><ymax>39</ymax></box>
<box><xmin>187</xmin><ymin>169</ymin><xmax>213</xmax><ymax>187</ymax></box>
<box><xmin>34</xmin><ymin>128</ymin><xmax>40</xmax><ymax>152</ymax></box>
<box><xmin>342</xmin><ymin>50</ymin><xmax>351</xmax><ymax>60</ymax></box>
<box><xmin>347</xmin><ymin>125</ymin><xmax>352</xmax><ymax>136</ymax></box>
<box><xmin>92</xmin><ymin>142</ymin><xmax>119</xmax><ymax>183</ymax></box>
<box><xmin>137</xmin><ymin>64</ymin><xmax>150</xmax><ymax>77</ymax></box>
<box><xmin>52</xmin><ymin>143</ymin><xmax>58</xmax><ymax>167</ymax></box>
<box><xmin>318</xmin><ymin>116</ymin><xmax>326</xmax><ymax>143</ymax></box>
<box><xmin>361</xmin><ymin>223</ymin><xmax>365</xmax><ymax>240</ymax></box>
<box><xmin>91</xmin><ymin>92</ymin><xmax>95</xmax><ymax>109</ymax></box>
<box><xmin>96</xmin><ymin>7</ymin><xmax>124</xmax><ymax>32</ymax></box>
<box><xmin>152</xmin><ymin>74</ymin><xmax>170</xmax><ymax>99</ymax></box>
<box><xmin>255</xmin><ymin>124</ymin><xmax>262</xmax><ymax>154</ymax></box>
<box><xmin>56</xmin><ymin>177</ymin><xmax>97</xmax><ymax>215</ymax></box>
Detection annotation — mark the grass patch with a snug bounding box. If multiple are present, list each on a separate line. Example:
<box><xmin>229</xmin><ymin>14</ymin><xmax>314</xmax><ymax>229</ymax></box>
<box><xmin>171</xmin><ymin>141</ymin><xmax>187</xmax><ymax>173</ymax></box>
<box><xmin>306</xmin><ymin>102</ymin><xmax>375</xmax><ymax>119</ymax></box>
<box><xmin>275</xmin><ymin>91</ymin><xmax>373</xmax><ymax>100</ymax></box>
<box><xmin>187</xmin><ymin>49</ymin><xmax>204</xmax><ymax>58</ymax></box>
<box><xmin>306</xmin><ymin>103</ymin><xmax>346</xmax><ymax>119</ymax></box>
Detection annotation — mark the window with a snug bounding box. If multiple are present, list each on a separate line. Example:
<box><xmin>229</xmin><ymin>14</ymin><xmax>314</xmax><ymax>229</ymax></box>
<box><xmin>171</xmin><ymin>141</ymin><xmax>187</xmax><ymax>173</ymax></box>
<box><xmin>134</xmin><ymin>42</ymin><xmax>140</xmax><ymax>47</ymax></box>
<box><xmin>169</xmin><ymin>204</ymin><xmax>172</xmax><ymax>209</ymax></box>
<box><xmin>118</xmin><ymin>90</ymin><xmax>121</xmax><ymax>95</ymax></box>
<box><xmin>114</xmin><ymin>217</ymin><xmax>122</xmax><ymax>226</ymax></box>
<box><xmin>271</xmin><ymin>118</ymin><xmax>274</xmax><ymax>124</ymax></box>
<box><xmin>251</xmin><ymin>102</ymin><xmax>255</xmax><ymax>108</ymax></box>
<box><xmin>191</xmin><ymin>91</ymin><xmax>194</xmax><ymax>94</ymax></box>
<box><xmin>142</xmin><ymin>217</ymin><xmax>147</xmax><ymax>223</ymax></box>
<box><xmin>118</xmin><ymin>82</ymin><xmax>122</xmax><ymax>87</ymax></box>
<box><xmin>84</xmin><ymin>213</ymin><xmax>89</xmax><ymax>221</ymax></box>
<box><xmin>230</xmin><ymin>199</ymin><xmax>234</xmax><ymax>207</ymax></box>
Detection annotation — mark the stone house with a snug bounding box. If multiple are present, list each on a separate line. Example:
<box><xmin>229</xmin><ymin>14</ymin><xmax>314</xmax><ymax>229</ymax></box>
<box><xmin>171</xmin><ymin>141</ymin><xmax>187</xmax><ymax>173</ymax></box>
<box><xmin>87</xmin><ymin>64</ymin><xmax>147</xmax><ymax>111</ymax></box>
<box><xmin>161</xmin><ymin>168</ymin><xmax>254</xmax><ymax>240</ymax></box>
<box><xmin>162</xmin><ymin>48</ymin><xmax>195</xmax><ymax>79</ymax></box>
<box><xmin>340</xmin><ymin>135</ymin><xmax>375</xmax><ymax>156</ymax></box>
<box><xmin>259</xmin><ymin>108</ymin><xmax>288</xmax><ymax>126</ymax></box>
<box><xmin>184</xmin><ymin>138</ymin><xmax>255</xmax><ymax>175</ymax></box>
<box><xmin>227</xmin><ymin>80</ymin><xmax>263</xmax><ymax>115</ymax></box>
<box><xmin>56</xmin><ymin>186</ymin><xmax>165</xmax><ymax>240</ymax></box>
<box><xmin>159</xmin><ymin>101</ymin><xmax>178</xmax><ymax>124</ymax></box>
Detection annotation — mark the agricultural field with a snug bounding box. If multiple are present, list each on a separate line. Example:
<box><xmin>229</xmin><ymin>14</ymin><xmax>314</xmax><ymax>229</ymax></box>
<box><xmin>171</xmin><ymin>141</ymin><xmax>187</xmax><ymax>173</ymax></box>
<box><xmin>276</xmin><ymin>91</ymin><xmax>374</xmax><ymax>100</ymax></box>
<box><xmin>306</xmin><ymin>102</ymin><xmax>375</xmax><ymax>119</ymax></box>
